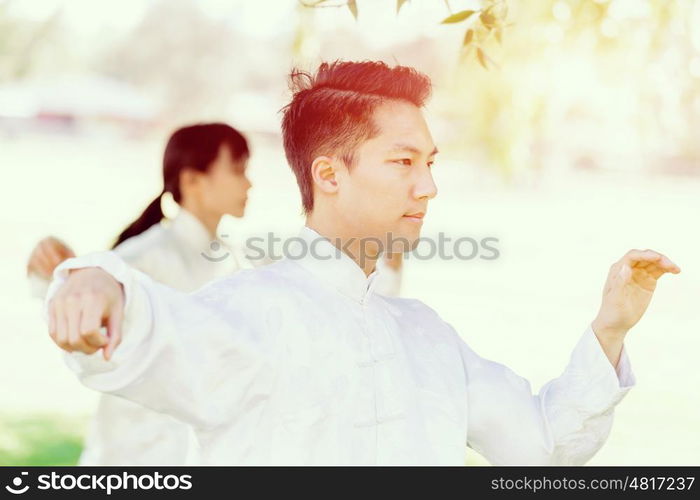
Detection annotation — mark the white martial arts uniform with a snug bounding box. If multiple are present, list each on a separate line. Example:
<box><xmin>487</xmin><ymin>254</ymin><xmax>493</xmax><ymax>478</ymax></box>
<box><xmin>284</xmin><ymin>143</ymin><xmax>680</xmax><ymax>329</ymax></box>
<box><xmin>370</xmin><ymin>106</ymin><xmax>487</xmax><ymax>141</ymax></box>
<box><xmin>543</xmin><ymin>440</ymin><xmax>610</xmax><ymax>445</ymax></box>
<box><xmin>47</xmin><ymin>226</ymin><xmax>635</xmax><ymax>465</ymax></box>
<box><xmin>36</xmin><ymin>211</ymin><xmax>402</xmax><ymax>465</ymax></box>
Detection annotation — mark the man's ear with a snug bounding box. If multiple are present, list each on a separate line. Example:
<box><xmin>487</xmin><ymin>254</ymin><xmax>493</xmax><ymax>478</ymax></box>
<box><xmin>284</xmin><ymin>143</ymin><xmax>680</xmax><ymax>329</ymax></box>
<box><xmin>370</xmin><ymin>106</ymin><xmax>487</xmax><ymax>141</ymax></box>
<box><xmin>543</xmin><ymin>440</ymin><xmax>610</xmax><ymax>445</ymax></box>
<box><xmin>310</xmin><ymin>156</ymin><xmax>341</xmax><ymax>195</ymax></box>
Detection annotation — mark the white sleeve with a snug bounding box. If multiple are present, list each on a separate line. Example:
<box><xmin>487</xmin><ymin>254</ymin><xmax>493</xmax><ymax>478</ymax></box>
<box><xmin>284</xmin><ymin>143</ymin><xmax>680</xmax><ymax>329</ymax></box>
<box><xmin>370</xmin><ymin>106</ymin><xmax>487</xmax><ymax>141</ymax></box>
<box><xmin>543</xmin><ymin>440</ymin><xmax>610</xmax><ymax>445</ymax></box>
<box><xmin>461</xmin><ymin>326</ymin><xmax>635</xmax><ymax>465</ymax></box>
<box><xmin>44</xmin><ymin>251</ymin><xmax>276</xmax><ymax>430</ymax></box>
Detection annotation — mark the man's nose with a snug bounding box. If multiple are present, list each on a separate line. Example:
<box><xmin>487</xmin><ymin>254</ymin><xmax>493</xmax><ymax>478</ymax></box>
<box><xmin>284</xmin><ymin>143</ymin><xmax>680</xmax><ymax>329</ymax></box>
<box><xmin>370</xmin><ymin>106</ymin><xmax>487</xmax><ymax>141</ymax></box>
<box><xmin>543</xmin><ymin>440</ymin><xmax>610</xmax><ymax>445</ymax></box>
<box><xmin>414</xmin><ymin>167</ymin><xmax>437</xmax><ymax>201</ymax></box>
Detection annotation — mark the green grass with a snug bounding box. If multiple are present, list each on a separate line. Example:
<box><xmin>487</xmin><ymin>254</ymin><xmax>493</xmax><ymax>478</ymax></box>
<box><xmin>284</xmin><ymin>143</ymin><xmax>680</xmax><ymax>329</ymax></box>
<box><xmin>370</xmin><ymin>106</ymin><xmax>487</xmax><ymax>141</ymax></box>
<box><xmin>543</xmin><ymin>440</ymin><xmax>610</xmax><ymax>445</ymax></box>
<box><xmin>0</xmin><ymin>413</ymin><xmax>87</xmax><ymax>466</ymax></box>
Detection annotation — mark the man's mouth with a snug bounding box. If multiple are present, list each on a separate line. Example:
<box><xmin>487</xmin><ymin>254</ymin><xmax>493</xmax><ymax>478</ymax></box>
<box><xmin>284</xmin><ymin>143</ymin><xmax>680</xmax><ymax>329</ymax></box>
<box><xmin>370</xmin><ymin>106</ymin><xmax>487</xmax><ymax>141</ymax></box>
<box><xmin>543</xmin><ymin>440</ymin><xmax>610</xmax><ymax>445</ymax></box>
<box><xmin>402</xmin><ymin>212</ymin><xmax>425</xmax><ymax>223</ymax></box>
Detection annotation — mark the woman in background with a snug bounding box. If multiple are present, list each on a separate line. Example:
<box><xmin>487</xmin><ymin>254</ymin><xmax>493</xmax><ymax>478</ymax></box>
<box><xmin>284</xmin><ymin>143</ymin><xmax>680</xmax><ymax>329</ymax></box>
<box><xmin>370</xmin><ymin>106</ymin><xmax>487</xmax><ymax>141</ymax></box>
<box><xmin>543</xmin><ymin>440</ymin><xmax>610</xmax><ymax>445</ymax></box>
<box><xmin>29</xmin><ymin>123</ymin><xmax>253</xmax><ymax>465</ymax></box>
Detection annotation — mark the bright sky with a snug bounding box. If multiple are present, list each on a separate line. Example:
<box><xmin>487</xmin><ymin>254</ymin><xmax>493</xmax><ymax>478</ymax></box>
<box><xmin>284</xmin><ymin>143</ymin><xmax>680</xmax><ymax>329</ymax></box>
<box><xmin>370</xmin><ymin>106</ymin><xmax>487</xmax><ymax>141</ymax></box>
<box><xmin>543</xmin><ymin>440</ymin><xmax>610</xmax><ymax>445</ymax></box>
<box><xmin>5</xmin><ymin>0</ymin><xmax>482</xmax><ymax>47</ymax></box>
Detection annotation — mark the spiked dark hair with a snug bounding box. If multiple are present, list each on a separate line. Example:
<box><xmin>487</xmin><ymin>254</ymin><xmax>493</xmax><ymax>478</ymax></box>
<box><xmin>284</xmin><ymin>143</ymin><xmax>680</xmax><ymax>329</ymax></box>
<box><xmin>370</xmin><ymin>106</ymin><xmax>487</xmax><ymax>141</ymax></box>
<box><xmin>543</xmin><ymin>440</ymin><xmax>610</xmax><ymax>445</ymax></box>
<box><xmin>281</xmin><ymin>60</ymin><xmax>432</xmax><ymax>213</ymax></box>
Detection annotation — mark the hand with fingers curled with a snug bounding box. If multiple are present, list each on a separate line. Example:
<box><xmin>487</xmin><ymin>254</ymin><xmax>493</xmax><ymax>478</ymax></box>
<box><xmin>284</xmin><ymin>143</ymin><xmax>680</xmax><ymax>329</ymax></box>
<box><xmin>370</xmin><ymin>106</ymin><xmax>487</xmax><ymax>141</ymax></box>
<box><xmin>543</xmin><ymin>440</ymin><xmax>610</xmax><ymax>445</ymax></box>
<box><xmin>47</xmin><ymin>267</ymin><xmax>125</xmax><ymax>361</ymax></box>
<box><xmin>592</xmin><ymin>248</ymin><xmax>681</xmax><ymax>344</ymax></box>
<box><xmin>27</xmin><ymin>236</ymin><xmax>76</xmax><ymax>280</ymax></box>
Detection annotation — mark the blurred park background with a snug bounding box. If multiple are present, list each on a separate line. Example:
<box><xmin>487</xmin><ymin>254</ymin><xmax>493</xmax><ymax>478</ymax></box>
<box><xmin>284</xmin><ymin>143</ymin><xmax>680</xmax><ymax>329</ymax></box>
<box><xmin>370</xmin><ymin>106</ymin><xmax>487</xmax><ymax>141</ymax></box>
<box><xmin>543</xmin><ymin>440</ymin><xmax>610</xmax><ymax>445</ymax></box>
<box><xmin>0</xmin><ymin>0</ymin><xmax>698</xmax><ymax>465</ymax></box>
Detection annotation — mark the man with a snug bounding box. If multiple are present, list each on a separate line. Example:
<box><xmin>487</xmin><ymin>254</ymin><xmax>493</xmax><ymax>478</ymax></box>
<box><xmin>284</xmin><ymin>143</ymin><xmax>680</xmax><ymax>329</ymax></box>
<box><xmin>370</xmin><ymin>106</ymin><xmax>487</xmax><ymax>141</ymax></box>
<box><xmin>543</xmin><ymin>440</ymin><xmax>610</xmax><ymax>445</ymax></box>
<box><xmin>45</xmin><ymin>61</ymin><xmax>679</xmax><ymax>465</ymax></box>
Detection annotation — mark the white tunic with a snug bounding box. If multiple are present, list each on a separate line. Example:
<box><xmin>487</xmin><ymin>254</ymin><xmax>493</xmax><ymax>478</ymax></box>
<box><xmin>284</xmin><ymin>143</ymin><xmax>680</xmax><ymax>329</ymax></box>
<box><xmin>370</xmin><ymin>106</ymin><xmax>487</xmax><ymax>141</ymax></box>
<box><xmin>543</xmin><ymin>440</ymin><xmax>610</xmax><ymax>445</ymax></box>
<box><xmin>47</xmin><ymin>226</ymin><xmax>635</xmax><ymax>465</ymax></box>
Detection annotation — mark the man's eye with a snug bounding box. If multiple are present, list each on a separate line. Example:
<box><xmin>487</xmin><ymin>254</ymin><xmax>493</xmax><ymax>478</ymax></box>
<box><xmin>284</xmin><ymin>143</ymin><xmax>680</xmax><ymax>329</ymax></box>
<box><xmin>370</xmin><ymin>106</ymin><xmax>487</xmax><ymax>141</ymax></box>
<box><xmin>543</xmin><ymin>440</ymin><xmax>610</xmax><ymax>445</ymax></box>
<box><xmin>393</xmin><ymin>159</ymin><xmax>412</xmax><ymax>166</ymax></box>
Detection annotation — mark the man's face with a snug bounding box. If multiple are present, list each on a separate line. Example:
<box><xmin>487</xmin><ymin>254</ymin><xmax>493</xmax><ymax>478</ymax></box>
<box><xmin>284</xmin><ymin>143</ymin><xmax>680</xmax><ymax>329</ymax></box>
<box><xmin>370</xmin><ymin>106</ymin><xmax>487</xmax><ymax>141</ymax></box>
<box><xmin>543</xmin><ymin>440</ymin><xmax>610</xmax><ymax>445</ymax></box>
<box><xmin>334</xmin><ymin>100</ymin><xmax>438</xmax><ymax>253</ymax></box>
<box><xmin>199</xmin><ymin>144</ymin><xmax>251</xmax><ymax>218</ymax></box>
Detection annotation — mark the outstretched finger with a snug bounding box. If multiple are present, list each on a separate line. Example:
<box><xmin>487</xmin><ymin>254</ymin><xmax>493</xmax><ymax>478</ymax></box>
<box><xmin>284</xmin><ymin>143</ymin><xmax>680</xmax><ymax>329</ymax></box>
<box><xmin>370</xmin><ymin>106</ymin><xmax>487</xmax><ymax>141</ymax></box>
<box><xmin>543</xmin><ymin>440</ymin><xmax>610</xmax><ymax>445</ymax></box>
<box><xmin>657</xmin><ymin>254</ymin><xmax>681</xmax><ymax>274</ymax></box>
<box><xmin>103</xmin><ymin>304</ymin><xmax>123</xmax><ymax>361</ymax></box>
<box><xmin>642</xmin><ymin>262</ymin><xmax>681</xmax><ymax>280</ymax></box>
<box><xmin>625</xmin><ymin>250</ymin><xmax>681</xmax><ymax>272</ymax></box>
<box><xmin>623</xmin><ymin>249</ymin><xmax>662</xmax><ymax>266</ymax></box>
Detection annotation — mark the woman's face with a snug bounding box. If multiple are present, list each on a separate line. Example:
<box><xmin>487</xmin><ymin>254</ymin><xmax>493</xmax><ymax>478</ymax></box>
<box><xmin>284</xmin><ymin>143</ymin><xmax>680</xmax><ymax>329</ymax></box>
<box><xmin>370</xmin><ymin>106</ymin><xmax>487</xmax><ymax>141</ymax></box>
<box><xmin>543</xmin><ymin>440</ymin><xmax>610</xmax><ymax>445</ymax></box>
<box><xmin>197</xmin><ymin>144</ymin><xmax>252</xmax><ymax>218</ymax></box>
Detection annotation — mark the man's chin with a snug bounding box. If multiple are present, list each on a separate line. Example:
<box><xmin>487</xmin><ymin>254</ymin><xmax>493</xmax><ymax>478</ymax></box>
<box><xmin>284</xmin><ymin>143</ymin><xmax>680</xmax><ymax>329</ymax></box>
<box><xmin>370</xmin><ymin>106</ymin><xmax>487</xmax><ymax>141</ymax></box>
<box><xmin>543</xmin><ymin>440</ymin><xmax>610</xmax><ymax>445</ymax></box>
<box><xmin>385</xmin><ymin>230</ymin><xmax>421</xmax><ymax>254</ymax></box>
<box><xmin>229</xmin><ymin>206</ymin><xmax>245</xmax><ymax>218</ymax></box>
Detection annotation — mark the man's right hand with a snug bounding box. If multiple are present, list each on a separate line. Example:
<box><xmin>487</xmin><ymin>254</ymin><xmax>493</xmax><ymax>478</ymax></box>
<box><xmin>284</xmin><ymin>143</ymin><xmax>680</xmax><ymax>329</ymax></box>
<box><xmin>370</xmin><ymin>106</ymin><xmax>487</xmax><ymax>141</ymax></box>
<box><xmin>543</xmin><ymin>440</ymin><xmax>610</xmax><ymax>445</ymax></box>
<box><xmin>27</xmin><ymin>236</ymin><xmax>76</xmax><ymax>280</ymax></box>
<box><xmin>48</xmin><ymin>267</ymin><xmax>125</xmax><ymax>360</ymax></box>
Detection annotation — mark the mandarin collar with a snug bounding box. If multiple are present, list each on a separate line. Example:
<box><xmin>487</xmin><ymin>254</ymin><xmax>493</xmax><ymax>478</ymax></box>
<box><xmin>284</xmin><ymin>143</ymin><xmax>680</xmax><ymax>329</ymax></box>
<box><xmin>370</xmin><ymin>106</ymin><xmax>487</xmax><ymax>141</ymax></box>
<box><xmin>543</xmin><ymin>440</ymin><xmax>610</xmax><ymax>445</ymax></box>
<box><xmin>292</xmin><ymin>226</ymin><xmax>381</xmax><ymax>304</ymax></box>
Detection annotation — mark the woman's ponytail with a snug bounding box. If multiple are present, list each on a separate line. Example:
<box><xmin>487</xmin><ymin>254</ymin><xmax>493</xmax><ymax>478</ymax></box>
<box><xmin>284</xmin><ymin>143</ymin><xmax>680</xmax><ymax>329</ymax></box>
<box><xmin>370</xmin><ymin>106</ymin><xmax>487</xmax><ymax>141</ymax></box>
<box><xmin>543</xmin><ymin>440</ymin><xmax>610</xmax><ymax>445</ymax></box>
<box><xmin>111</xmin><ymin>192</ymin><xmax>164</xmax><ymax>249</ymax></box>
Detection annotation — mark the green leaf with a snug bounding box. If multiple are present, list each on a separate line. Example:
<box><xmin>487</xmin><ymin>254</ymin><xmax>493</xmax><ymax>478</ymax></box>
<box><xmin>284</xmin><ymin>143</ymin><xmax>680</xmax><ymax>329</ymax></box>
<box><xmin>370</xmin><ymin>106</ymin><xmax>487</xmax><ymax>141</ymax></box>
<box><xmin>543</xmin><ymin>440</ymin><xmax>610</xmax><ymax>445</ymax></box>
<box><xmin>463</xmin><ymin>29</ymin><xmax>474</xmax><ymax>46</ymax></box>
<box><xmin>348</xmin><ymin>0</ymin><xmax>358</xmax><ymax>19</ymax></box>
<box><xmin>440</xmin><ymin>9</ymin><xmax>476</xmax><ymax>24</ymax></box>
<box><xmin>397</xmin><ymin>0</ymin><xmax>409</xmax><ymax>14</ymax></box>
